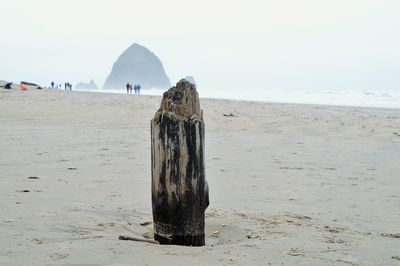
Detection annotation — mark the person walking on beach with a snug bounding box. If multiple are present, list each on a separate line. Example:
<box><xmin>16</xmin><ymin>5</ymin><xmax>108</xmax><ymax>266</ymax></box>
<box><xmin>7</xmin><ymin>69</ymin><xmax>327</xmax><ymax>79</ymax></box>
<box><xmin>133</xmin><ymin>84</ymin><xmax>138</xmax><ymax>94</ymax></box>
<box><xmin>129</xmin><ymin>84</ymin><xmax>133</xmax><ymax>94</ymax></box>
<box><xmin>137</xmin><ymin>84</ymin><xmax>141</xmax><ymax>95</ymax></box>
<box><xmin>51</xmin><ymin>81</ymin><xmax>55</xmax><ymax>90</ymax></box>
<box><xmin>126</xmin><ymin>83</ymin><xmax>130</xmax><ymax>94</ymax></box>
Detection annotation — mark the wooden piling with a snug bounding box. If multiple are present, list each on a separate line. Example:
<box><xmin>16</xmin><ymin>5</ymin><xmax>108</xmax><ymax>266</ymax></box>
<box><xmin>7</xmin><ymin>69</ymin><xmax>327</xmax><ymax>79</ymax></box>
<box><xmin>151</xmin><ymin>79</ymin><xmax>209</xmax><ymax>246</ymax></box>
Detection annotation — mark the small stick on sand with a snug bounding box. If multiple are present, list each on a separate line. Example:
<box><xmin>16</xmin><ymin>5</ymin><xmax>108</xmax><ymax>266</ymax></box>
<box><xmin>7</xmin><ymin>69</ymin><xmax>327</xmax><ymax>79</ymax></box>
<box><xmin>118</xmin><ymin>235</ymin><xmax>159</xmax><ymax>244</ymax></box>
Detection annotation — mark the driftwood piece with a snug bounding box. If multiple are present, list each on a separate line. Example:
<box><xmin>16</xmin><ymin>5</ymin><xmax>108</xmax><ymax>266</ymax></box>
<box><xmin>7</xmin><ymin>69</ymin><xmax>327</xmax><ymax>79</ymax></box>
<box><xmin>118</xmin><ymin>235</ymin><xmax>159</xmax><ymax>244</ymax></box>
<box><xmin>151</xmin><ymin>79</ymin><xmax>209</xmax><ymax>246</ymax></box>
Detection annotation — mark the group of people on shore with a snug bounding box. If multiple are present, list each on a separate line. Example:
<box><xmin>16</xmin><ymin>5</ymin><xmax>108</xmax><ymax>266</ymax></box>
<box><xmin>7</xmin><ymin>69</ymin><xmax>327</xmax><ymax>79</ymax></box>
<box><xmin>126</xmin><ymin>83</ymin><xmax>141</xmax><ymax>95</ymax></box>
<box><xmin>50</xmin><ymin>81</ymin><xmax>72</xmax><ymax>91</ymax></box>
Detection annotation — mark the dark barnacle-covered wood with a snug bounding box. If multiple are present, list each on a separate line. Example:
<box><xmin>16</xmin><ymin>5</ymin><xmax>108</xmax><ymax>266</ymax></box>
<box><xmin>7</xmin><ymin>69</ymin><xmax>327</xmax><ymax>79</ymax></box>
<box><xmin>151</xmin><ymin>79</ymin><xmax>209</xmax><ymax>246</ymax></box>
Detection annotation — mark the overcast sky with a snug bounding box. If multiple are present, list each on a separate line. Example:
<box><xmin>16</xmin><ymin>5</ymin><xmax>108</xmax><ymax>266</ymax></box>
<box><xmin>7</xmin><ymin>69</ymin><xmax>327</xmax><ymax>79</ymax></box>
<box><xmin>1</xmin><ymin>0</ymin><xmax>399</xmax><ymax>91</ymax></box>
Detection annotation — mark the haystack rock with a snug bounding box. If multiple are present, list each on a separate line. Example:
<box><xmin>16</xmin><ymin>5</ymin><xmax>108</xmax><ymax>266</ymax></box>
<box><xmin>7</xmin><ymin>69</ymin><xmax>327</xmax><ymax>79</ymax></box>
<box><xmin>76</xmin><ymin>80</ymin><xmax>98</xmax><ymax>90</ymax></box>
<box><xmin>103</xmin><ymin>43</ymin><xmax>170</xmax><ymax>90</ymax></box>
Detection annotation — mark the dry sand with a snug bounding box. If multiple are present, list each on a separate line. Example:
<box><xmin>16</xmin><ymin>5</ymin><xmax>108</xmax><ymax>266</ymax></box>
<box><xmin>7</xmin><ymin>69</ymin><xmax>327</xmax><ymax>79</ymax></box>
<box><xmin>0</xmin><ymin>89</ymin><xmax>399</xmax><ymax>265</ymax></box>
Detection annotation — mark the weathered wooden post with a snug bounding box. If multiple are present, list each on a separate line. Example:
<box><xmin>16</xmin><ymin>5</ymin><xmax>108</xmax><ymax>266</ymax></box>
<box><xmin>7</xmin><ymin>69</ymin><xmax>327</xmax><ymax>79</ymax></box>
<box><xmin>151</xmin><ymin>79</ymin><xmax>209</xmax><ymax>246</ymax></box>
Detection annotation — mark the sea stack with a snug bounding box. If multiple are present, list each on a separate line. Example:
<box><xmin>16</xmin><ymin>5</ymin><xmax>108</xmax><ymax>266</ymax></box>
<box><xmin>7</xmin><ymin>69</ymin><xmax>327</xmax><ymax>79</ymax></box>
<box><xmin>151</xmin><ymin>79</ymin><xmax>209</xmax><ymax>246</ymax></box>
<box><xmin>103</xmin><ymin>43</ymin><xmax>170</xmax><ymax>90</ymax></box>
<box><xmin>76</xmin><ymin>80</ymin><xmax>98</xmax><ymax>90</ymax></box>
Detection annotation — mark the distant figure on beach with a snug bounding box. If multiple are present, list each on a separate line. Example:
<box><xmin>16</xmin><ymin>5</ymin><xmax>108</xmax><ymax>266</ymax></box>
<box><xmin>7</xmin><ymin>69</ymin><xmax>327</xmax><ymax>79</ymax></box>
<box><xmin>134</xmin><ymin>84</ymin><xmax>141</xmax><ymax>95</ymax></box>
<box><xmin>126</xmin><ymin>83</ymin><xmax>130</xmax><ymax>94</ymax></box>
<box><xmin>129</xmin><ymin>84</ymin><xmax>133</xmax><ymax>94</ymax></box>
<box><xmin>64</xmin><ymin>82</ymin><xmax>72</xmax><ymax>91</ymax></box>
<box><xmin>134</xmin><ymin>84</ymin><xmax>138</xmax><ymax>94</ymax></box>
<box><xmin>51</xmin><ymin>81</ymin><xmax>55</xmax><ymax>90</ymax></box>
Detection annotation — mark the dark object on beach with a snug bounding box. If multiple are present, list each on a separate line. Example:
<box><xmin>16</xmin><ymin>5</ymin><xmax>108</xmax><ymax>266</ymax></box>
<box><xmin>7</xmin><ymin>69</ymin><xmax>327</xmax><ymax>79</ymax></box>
<box><xmin>28</xmin><ymin>176</ymin><xmax>39</xmax><ymax>179</ymax></box>
<box><xmin>20</xmin><ymin>81</ymin><xmax>43</xmax><ymax>90</ymax></box>
<box><xmin>118</xmin><ymin>235</ymin><xmax>159</xmax><ymax>244</ymax></box>
<box><xmin>139</xmin><ymin>220</ymin><xmax>152</xmax><ymax>226</ymax></box>
<box><xmin>223</xmin><ymin>113</ymin><xmax>236</xmax><ymax>117</ymax></box>
<box><xmin>151</xmin><ymin>79</ymin><xmax>209</xmax><ymax>246</ymax></box>
<box><xmin>21</xmin><ymin>81</ymin><xmax>39</xmax><ymax>86</ymax></box>
<box><xmin>5</xmin><ymin>82</ymin><xmax>12</xmax><ymax>89</ymax></box>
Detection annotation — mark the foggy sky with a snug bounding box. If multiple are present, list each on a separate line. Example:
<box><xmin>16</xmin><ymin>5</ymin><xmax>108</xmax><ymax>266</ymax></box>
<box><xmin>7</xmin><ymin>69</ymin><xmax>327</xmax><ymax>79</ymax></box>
<box><xmin>1</xmin><ymin>0</ymin><xmax>399</xmax><ymax>91</ymax></box>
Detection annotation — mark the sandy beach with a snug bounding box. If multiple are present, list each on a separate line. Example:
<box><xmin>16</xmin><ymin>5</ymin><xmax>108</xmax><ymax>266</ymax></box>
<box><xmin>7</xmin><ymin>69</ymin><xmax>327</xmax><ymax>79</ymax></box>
<box><xmin>0</xmin><ymin>89</ymin><xmax>399</xmax><ymax>265</ymax></box>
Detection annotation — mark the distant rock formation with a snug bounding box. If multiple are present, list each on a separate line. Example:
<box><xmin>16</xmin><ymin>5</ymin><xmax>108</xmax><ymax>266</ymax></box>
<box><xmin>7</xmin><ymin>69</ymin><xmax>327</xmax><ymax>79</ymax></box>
<box><xmin>184</xmin><ymin>76</ymin><xmax>196</xmax><ymax>87</ymax></box>
<box><xmin>103</xmin><ymin>43</ymin><xmax>170</xmax><ymax>90</ymax></box>
<box><xmin>76</xmin><ymin>80</ymin><xmax>98</xmax><ymax>90</ymax></box>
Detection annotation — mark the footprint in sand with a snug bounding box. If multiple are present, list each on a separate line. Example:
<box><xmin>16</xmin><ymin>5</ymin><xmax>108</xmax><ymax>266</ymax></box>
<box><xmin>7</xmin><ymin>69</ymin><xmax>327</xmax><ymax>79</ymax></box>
<box><xmin>246</xmin><ymin>232</ymin><xmax>259</xmax><ymax>239</ymax></box>
<box><xmin>143</xmin><ymin>231</ymin><xmax>153</xmax><ymax>239</ymax></box>
<box><xmin>32</xmin><ymin>238</ymin><xmax>44</xmax><ymax>244</ymax></box>
<box><xmin>287</xmin><ymin>248</ymin><xmax>304</xmax><ymax>256</ymax></box>
<box><xmin>279</xmin><ymin>166</ymin><xmax>304</xmax><ymax>170</ymax></box>
<box><xmin>321</xmin><ymin>236</ymin><xmax>345</xmax><ymax>244</ymax></box>
<box><xmin>381</xmin><ymin>233</ymin><xmax>400</xmax><ymax>239</ymax></box>
<box><xmin>50</xmin><ymin>253</ymin><xmax>69</xmax><ymax>260</ymax></box>
<box><xmin>206</xmin><ymin>209</ymin><xmax>226</xmax><ymax>218</ymax></box>
<box><xmin>322</xmin><ymin>225</ymin><xmax>346</xmax><ymax>233</ymax></box>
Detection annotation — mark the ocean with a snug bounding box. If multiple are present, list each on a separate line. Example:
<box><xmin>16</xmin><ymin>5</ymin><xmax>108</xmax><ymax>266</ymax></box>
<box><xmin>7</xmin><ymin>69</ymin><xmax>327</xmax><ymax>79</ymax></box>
<box><xmin>75</xmin><ymin>88</ymin><xmax>400</xmax><ymax>109</ymax></box>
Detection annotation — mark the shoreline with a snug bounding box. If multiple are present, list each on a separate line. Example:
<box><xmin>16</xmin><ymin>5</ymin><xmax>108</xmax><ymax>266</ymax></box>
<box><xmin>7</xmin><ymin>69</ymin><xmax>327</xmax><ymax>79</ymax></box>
<box><xmin>2</xmin><ymin>82</ymin><xmax>399</xmax><ymax>109</ymax></box>
<box><xmin>41</xmin><ymin>88</ymin><xmax>400</xmax><ymax>112</ymax></box>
